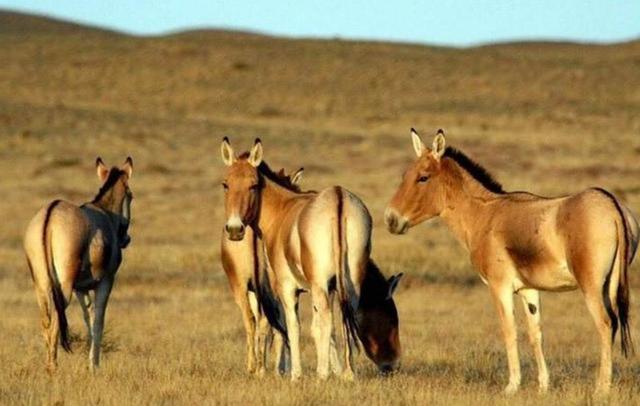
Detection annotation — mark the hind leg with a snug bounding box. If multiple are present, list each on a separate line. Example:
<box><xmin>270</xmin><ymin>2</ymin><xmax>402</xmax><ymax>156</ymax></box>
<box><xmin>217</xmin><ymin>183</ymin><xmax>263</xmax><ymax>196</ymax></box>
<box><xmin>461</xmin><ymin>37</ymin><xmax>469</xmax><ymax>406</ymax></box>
<box><xmin>90</xmin><ymin>277</ymin><xmax>113</xmax><ymax>371</ymax></box>
<box><xmin>32</xmin><ymin>286</ymin><xmax>58</xmax><ymax>374</ymax></box>
<box><xmin>517</xmin><ymin>289</ymin><xmax>549</xmax><ymax>392</ymax></box>
<box><xmin>310</xmin><ymin>284</ymin><xmax>333</xmax><ymax>380</ymax></box>
<box><xmin>583</xmin><ymin>290</ymin><xmax>614</xmax><ymax>395</ymax></box>
<box><xmin>76</xmin><ymin>290</ymin><xmax>94</xmax><ymax>350</ymax></box>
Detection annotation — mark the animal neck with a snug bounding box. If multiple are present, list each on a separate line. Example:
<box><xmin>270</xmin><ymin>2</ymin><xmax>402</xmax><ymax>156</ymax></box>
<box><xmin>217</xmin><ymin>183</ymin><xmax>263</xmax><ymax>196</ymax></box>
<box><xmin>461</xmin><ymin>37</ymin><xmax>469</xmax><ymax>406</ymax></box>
<box><xmin>93</xmin><ymin>190</ymin><xmax>122</xmax><ymax>215</ymax></box>
<box><xmin>256</xmin><ymin>176</ymin><xmax>305</xmax><ymax>237</ymax></box>
<box><xmin>439</xmin><ymin>161</ymin><xmax>500</xmax><ymax>250</ymax></box>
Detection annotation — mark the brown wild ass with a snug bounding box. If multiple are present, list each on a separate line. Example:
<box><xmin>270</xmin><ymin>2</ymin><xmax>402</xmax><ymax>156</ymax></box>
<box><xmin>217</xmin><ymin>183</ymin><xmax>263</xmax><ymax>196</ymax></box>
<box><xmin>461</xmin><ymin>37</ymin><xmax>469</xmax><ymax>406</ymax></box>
<box><xmin>385</xmin><ymin>129</ymin><xmax>639</xmax><ymax>395</ymax></box>
<box><xmin>221</xmin><ymin>167</ymin><xmax>302</xmax><ymax>375</ymax></box>
<box><xmin>221</xmin><ymin>137</ymin><xmax>403</xmax><ymax>380</ymax></box>
<box><xmin>24</xmin><ymin>157</ymin><xmax>133</xmax><ymax>373</ymax></box>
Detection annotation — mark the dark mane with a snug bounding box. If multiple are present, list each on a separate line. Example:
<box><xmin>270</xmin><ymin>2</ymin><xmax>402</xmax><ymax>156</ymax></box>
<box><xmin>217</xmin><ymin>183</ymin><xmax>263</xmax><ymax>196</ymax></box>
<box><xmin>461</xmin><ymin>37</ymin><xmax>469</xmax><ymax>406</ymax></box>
<box><xmin>92</xmin><ymin>167</ymin><xmax>125</xmax><ymax>202</ymax></box>
<box><xmin>238</xmin><ymin>152</ymin><xmax>309</xmax><ymax>193</ymax></box>
<box><xmin>443</xmin><ymin>147</ymin><xmax>505</xmax><ymax>194</ymax></box>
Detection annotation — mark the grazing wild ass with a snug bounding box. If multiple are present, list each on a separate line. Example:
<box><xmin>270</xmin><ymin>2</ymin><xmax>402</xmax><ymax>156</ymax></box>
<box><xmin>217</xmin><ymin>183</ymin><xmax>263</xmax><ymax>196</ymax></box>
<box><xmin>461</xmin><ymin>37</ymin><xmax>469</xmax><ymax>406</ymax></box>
<box><xmin>221</xmin><ymin>167</ymin><xmax>302</xmax><ymax>375</ymax></box>
<box><xmin>221</xmin><ymin>137</ymin><xmax>403</xmax><ymax>380</ymax></box>
<box><xmin>24</xmin><ymin>157</ymin><xmax>133</xmax><ymax>373</ymax></box>
<box><xmin>385</xmin><ymin>129</ymin><xmax>638</xmax><ymax>395</ymax></box>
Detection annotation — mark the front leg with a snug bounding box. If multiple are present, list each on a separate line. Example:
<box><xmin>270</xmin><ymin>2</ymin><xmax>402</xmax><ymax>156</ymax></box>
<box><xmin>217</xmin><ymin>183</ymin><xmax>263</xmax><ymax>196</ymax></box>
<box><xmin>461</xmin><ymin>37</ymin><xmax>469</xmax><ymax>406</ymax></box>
<box><xmin>489</xmin><ymin>283</ymin><xmax>520</xmax><ymax>395</ymax></box>
<box><xmin>91</xmin><ymin>277</ymin><xmax>114</xmax><ymax>371</ymax></box>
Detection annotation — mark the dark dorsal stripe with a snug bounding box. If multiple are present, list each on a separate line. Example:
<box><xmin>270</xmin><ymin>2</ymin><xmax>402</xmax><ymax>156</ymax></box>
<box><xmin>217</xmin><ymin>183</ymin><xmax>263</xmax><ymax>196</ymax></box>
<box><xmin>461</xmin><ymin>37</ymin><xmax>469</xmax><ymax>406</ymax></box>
<box><xmin>443</xmin><ymin>147</ymin><xmax>505</xmax><ymax>194</ymax></box>
<box><xmin>237</xmin><ymin>152</ymin><xmax>310</xmax><ymax>193</ymax></box>
<box><xmin>92</xmin><ymin>167</ymin><xmax>125</xmax><ymax>203</ymax></box>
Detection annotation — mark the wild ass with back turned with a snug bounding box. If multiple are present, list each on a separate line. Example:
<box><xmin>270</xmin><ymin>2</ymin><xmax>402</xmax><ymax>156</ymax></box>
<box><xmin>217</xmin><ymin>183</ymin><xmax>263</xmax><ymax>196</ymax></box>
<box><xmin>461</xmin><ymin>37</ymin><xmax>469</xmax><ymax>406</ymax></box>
<box><xmin>221</xmin><ymin>167</ymin><xmax>303</xmax><ymax>375</ymax></box>
<box><xmin>385</xmin><ymin>129</ymin><xmax>639</xmax><ymax>395</ymax></box>
<box><xmin>220</xmin><ymin>137</ymin><xmax>403</xmax><ymax>380</ymax></box>
<box><xmin>24</xmin><ymin>157</ymin><xmax>134</xmax><ymax>373</ymax></box>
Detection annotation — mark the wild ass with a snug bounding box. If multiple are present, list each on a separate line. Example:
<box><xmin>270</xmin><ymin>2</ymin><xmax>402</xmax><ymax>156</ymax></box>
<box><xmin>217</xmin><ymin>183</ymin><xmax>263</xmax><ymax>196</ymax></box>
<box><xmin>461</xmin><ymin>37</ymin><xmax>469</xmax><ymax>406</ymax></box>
<box><xmin>24</xmin><ymin>157</ymin><xmax>133</xmax><ymax>373</ymax></box>
<box><xmin>385</xmin><ymin>129</ymin><xmax>639</xmax><ymax>395</ymax></box>
<box><xmin>220</xmin><ymin>137</ymin><xmax>403</xmax><ymax>380</ymax></box>
<box><xmin>221</xmin><ymin>167</ymin><xmax>302</xmax><ymax>375</ymax></box>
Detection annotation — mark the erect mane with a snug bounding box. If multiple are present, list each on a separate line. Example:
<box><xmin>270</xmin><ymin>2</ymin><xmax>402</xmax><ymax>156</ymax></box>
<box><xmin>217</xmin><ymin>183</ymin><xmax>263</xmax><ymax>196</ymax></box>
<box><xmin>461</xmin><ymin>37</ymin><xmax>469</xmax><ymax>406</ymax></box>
<box><xmin>92</xmin><ymin>167</ymin><xmax>126</xmax><ymax>203</ymax></box>
<box><xmin>443</xmin><ymin>147</ymin><xmax>505</xmax><ymax>194</ymax></box>
<box><xmin>237</xmin><ymin>152</ymin><xmax>309</xmax><ymax>193</ymax></box>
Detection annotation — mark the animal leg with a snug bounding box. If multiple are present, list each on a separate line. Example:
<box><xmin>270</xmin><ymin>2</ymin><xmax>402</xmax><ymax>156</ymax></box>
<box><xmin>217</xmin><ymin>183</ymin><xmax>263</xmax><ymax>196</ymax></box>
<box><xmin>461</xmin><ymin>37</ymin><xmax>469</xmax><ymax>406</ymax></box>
<box><xmin>248</xmin><ymin>291</ymin><xmax>268</xmax><ymax>376</ymax></box>
<box><xmin>490</xmin><ymin>284</ymin><xmax>520</xmax><ymax>395</ymax></box>
<box><xmin>517</xmin><ymin>289</ymin><xmax>549</xmax><ymax>392</ymax></box>
<box><xmin>76</xmin><ymin>290</ymin><xmax>94</xmax><ymax>350</ymax></box>
<box><xmin>90</xmin><ymin>278</ymin><xmax>113</xmax><ymax>371</ymax></box>
<box><xmin>282</xmin><ymin>286</ymin><xmax>302</xmax><ymax>380</ymax></box>
<box><xmin>583</xmin><ymin>290</ymin><xmax>614</xmax><ymax>395</ymax></box>
<box><xmin>310</xmin><ymin>284</ymin><xmax>333</xmax><ymax>380</ymax></box>
<box><xmin>234</xmin><ymin>289</ymin><xmax>257</xmax><ymax>374</ymax></box>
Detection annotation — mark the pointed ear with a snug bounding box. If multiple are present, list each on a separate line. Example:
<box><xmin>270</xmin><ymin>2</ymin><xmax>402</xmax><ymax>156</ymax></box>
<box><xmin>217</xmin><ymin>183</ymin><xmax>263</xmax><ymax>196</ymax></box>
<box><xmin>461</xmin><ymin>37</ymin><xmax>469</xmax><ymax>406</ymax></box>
<box><xmin>248</xmin><ymin>138</ymin><xmax>263</xmax><ymax>167</ymax></box>
<box><xmin>387</xmin><ymin>273</ymin><xmax>404</xmax><ymax>299</ymax></box>
<box><xmin>96</xmin><ymin>157</ymin><xmax>109</xmax><ymax>182</ymax></box>
<box><xmin>432</xmin><ymin>129</ymin><xmax>446</xmax><ymax>160</ymax></box>
<box><xmin>411</xmin><ymin>128</ymin><xmax>425</xmax><ymax>157</ymax></box>
<box><xmin>121</xmin><ymin>156</ymin><xmax>133</xmax><ymax>178</ymax></box>
<box><xmin>221</xmin><ymin>137</ymin><xmax>235</xmax><ymax>166</ymax></box>
<box><xmin>291</xmin><ymin>167</ymin><xmax>304</xmax><ymax>185</ymax></box>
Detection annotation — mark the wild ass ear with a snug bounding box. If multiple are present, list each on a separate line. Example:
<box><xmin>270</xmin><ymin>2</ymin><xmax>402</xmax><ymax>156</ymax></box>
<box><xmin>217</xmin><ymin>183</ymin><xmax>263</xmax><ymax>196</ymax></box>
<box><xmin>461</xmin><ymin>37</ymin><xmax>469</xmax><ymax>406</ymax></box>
<box><xmin>248</xmin><ymin>138</ymin><xmax>263</xmax><ymax>167</ymax></box>
<box><xmin>221</xmin><ymin>137</ymin><xmax>235</xmax><ymax>166</ymax></box>
<box><xmin>96</xmin><ymin>157</ymin><xmax>109</xmax><ymax>182</ymax></box>
<box><xmin>121</xmin><ymin>156</ymin><xmax>133</xmax><ymax>178</ymax></box>
<box><xmin>411</xmin><ymin>128</ymin><xmax>425</xmax><ymax>157</ymax></box>
<box><xmin>432</xmin><ymin>129</ymin><xmax>446</xmax><ymax>160</ymax></box>
<box><xmin>291</xmin><ymin>167</ymin><xmax>304</xmax><ymax>185</ymax></box>
<box><xmin>387</xmin><ymin>273</ymin><xmax>404</xmax><ymax>299</ymax></box>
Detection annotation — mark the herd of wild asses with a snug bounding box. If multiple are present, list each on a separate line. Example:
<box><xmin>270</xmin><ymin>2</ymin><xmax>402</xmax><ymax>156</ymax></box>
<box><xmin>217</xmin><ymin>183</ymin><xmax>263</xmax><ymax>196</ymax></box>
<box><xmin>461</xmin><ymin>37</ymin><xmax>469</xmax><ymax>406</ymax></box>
<box><xmin>24</xmin><ymin>129</ymin><xmax>639</xmax><ymax>395</ymax></box>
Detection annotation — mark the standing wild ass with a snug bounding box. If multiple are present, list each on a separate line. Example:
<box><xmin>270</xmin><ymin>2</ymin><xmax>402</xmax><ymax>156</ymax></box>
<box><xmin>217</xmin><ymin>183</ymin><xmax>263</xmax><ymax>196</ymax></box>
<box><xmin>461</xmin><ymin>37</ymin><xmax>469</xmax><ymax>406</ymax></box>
<box><xmin>221</xmin><ymin>167</ymin><xmax>302</xmax><ymax>375</ymax></box>
<box><xmin>220</xmin><ymin>137</ymin><xmax>403</xmax><ymax>380</ymax></box>
<box><xmin>24</xmin><ymin>157</ymin><xmax>133</xmax><ymax>373</ymax></box>
<box><xmin>385</xmin><ymin>129</ymin><xmax>638</xmax><ymax>395</ymax></box>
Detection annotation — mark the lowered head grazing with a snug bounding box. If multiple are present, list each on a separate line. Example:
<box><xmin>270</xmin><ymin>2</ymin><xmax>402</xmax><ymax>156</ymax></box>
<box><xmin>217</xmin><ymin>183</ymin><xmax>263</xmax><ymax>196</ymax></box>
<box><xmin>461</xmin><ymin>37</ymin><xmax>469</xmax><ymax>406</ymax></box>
<box><xmin>356</xmin><ymin>263</ymin><xmax>403</xmax><ymax>375</ymax></box>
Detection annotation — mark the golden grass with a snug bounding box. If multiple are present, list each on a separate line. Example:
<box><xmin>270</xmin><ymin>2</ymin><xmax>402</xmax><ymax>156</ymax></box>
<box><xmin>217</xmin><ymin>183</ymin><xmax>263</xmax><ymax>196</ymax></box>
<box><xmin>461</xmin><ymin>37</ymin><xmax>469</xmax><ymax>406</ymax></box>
<box><xmin>1</xmin><ymin>10</ymin><xmax>640</xmax><ymax>405</ymax></box>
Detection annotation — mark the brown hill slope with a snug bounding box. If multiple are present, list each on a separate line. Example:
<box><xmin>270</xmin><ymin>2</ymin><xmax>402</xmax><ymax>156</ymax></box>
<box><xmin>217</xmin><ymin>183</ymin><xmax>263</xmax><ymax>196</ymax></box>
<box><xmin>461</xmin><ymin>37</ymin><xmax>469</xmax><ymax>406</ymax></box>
<box><xmin>1</xmin><ymin>10</ymin><xmax>639</xmax><ymax>134</ymax></box>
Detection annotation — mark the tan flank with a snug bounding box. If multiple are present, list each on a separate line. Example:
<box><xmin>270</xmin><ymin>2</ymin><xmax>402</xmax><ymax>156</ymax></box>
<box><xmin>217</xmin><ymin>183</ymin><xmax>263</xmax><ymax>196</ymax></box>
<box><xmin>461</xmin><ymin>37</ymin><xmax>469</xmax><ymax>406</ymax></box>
<box><xmin>23</xmin><ymin>157</ymin><xmax>134</xmax><ymax>373</ymax></box>
<box><xmin>221</xmin><ymin>138</ymin><xmax>403</xmax><ymax>381</ymax></box>
<box><xmin>385</xmin><ymin>129</ymin><xmax>639</xmax><ymax>396</ymax></box>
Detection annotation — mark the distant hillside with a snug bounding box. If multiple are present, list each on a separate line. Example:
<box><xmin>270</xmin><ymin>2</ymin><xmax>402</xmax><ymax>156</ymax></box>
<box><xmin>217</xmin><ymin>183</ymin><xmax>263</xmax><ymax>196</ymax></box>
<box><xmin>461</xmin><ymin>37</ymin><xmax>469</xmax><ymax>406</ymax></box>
<box><xmin>1</xmin><ymin>9</ymin><xmax>639</xmax><ymax>135</ymax></box>
<box><xmin>0</xmin><ymin>10</ymin><xmax>118</xmax><ymax>35</ymax></box>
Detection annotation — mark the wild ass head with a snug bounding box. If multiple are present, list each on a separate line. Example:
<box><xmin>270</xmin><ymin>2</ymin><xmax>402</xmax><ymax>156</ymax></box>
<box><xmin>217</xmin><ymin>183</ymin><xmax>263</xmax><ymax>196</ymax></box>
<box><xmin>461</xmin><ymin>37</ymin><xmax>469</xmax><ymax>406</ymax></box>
<box><xmin>356</xmin><ymin>264</ymin><xmax>403</xmax><ymax>374</ymax></box>
<box><xmin>220</xmin><ymin>137</ymin><xmax>264</xmax><ymax>241</ymax></box>
<box><xmin>94</xmin><ymin>157</ymin><xmax>134</xmax><ymax>248</ymax></box>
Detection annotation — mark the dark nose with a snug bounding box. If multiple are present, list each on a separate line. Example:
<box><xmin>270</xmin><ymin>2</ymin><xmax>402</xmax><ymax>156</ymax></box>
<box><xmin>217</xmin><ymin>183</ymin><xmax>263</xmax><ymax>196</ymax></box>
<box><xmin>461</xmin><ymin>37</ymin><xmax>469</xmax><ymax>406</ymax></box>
<box><xmin>225</xmin><ymin>224</ymin><xmax>246</xmax><ymax>241</ymax></box>
<box><xmin>378</xmin><ymin>362</ymin><xmax>396</xmax><ymax>376</ymax></box>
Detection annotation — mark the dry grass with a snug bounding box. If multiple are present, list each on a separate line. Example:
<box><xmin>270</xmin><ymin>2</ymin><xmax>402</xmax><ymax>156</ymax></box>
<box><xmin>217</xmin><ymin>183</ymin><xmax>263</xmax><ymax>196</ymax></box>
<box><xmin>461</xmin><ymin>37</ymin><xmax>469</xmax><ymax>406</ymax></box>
<box><xmin>1</xmin><ymin>10</ymin><xmax>640</xmax><ymax>405</ymax></box>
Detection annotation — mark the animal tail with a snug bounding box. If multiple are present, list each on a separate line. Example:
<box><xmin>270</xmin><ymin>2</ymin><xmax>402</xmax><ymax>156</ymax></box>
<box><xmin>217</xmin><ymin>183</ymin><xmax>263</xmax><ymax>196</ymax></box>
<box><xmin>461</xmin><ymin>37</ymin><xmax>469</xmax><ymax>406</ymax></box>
<box><xmin>597</xmin><ymin>189</ymin><xmax>633</xmax><ymax>357</ymax></box>
<box><xmin>334</xmin><ymin>186</ymin><xmax>360</xmax><ymax>353</ymax></box>
<box><xmin>253</xmin><ymin>230</ymin><xmax>289</xmax><ymax>346</ymax></box>
<box><xmin>43</xmin><ymin>200</ymin><xmax>72</xmax><ymax>353</ymax></box>
<box><xmin>616</xmin><ymin>208</ymin><xmax>633</xmax><ymax>357</ymax></box>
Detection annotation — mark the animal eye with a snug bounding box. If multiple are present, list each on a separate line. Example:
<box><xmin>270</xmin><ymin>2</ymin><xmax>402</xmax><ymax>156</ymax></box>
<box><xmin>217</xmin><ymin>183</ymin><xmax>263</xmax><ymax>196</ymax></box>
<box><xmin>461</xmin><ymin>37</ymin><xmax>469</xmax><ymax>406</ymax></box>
<box><xmin>222</xmin><ymin>182</ymin><xmax>229</xmax><ymax>190</ymax></box>
<box><xmin>417</xmin><ymin>175</ymin><xmax>429</xmax><ymax>183</ymax></box>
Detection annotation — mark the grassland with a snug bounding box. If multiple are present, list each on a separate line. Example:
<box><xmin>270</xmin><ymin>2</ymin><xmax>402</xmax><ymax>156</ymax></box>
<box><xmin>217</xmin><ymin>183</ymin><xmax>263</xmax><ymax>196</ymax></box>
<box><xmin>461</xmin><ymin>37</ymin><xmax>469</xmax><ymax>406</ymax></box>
<box><xmin>0</xmin><ymin>10</ymin><xmax>639</xmax><ymax>405</ymax></box>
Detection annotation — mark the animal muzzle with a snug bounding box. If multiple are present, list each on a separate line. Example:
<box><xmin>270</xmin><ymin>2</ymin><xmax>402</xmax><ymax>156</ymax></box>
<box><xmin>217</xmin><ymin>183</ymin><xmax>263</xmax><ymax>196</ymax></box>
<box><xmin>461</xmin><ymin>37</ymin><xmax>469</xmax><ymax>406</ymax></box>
<box><xmin>378</xmin><ymin>360</ymin><xmax>400</xmax><ymax>376</ymax></box>
<box><xmin>384</xmin><ymin>207</ymin><xmax>409</xmax><ymax>235</ymax></box>
<box><xmin>224</xmin><ymin>217</ymin><xmax>246</xmax><ymax>241</ymax></box>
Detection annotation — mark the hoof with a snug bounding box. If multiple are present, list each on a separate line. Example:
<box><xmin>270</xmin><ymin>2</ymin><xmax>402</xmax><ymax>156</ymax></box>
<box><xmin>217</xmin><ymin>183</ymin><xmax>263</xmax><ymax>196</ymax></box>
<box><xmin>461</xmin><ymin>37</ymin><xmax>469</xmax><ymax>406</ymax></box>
<box><xmin>341</xmin><ymin>370</ymin><xmax>355</xmax><ymax>382</ymax></box>
<box><xmin>503</xmin><ymin>382</ymin><xmax>520</xmax><ymax>396</ymax></box>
